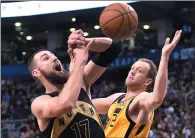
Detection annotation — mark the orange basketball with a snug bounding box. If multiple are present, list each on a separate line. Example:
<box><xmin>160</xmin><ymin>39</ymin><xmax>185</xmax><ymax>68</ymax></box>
<box><xmin>99</xmin><ymin>3</ymin><xmax>138</xmax><ymax>41</ymax></box>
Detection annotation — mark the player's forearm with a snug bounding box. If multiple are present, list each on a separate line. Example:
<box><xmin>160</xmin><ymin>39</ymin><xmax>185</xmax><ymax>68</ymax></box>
<box><xmin>59</xmin><ymin>60</ymin><xmax>85</xmax><ymax>107</ymax></box>
<box><xmin>83</xmin><ymin>39</ymin><xmax>122</xmax><ymax>87</ymax></box>
<box><xmin>85</xmin><ymin>37</ymin><xmax>112</xmax><ymax>52</ymax></box>
<box><xmin>152</xmin><ymin>55</ymin><xmax>169</xmax><ymax>103</ymax></box>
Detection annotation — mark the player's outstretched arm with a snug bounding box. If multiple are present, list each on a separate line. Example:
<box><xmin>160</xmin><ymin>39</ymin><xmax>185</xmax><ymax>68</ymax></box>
<box><xmin>84</xmin><ymin>38</ymin><xmax>122</xmax><ymax>87</ymax></box>
<box><xmin>31</xmin><ymin>40</ymin><xmax>93</xmax><ymax>118</ymax></box>
<box><xmin>85</xmin><ymin>37</ymin><xmax>112</xmax><ymax>52</ymax></box>
<box><xmin>139</xmin><ymin>30</ymin><xmax>182</xmax><ymax>112</ymax></box>
<box><xmin>68</xmin><ymin>30</ymin><xmax>113</xmax><ymax>52</ymax></box>
<box><xmin>67</xmin><ymin>30</ymin><xmax>123</xmax><ymax>88</ymax></box>
<box><xmin>92</xmin><ymin>93</ymin><xmax>125</xmax><ymax>114</ymax></box>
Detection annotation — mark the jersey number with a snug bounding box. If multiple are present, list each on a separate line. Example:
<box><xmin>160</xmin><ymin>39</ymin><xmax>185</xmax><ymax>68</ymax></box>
<box><xmin>71</xmin><ymin>119</ymin><xmax>90</xmax><ymax>138</ymax></box>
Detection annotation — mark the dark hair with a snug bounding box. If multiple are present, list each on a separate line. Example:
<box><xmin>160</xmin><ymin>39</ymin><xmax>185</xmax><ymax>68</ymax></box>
<box><xmin>28</xmin><ymin>49</ymin><xmax>48</xmax><ymax>76</ymax></box>
<box><xmin>138</xmin><ymin>58</ymin><xmax>157</xmax><ymax>91</ymax></box>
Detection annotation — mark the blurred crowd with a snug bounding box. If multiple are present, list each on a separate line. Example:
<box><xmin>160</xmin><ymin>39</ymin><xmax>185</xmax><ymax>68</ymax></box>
<box><xmin>1</xmin><ymin>59</ymin><xmax>194</xmax><ymax>138</ymax></box>
<box><xmin>2</xmin><ymin>28</ymin><xmax>194</xmax><ymax>66</ymax></box>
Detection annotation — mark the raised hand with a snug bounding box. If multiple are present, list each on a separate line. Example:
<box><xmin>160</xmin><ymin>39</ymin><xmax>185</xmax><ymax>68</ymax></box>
<box><xmin>73</xmin><ymin>38</ymin><xmax>95</xmax><ymax>62</ymax></box>
<box><xmin>68</xmin><ymin>29</ymin><xmax>85</xmax><ymax>50</ymax></box>
<box><xmin>162</xmin><ymin>30</ymin><xmax>182</xmax><ymax>57</ymax></box>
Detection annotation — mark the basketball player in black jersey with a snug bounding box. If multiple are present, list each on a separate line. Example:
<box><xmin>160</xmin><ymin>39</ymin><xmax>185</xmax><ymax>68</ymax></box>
<box><xmin>29</xmin><ymin>29</ymin><xmax>122</xmax><ymax>138</ymax></box>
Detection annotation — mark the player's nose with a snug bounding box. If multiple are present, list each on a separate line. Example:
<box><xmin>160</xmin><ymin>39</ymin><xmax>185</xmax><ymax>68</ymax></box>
<box><xmin>130</xmin><ymin>69</ymin><xmax>136</xmax><ymax>76</ymax></box>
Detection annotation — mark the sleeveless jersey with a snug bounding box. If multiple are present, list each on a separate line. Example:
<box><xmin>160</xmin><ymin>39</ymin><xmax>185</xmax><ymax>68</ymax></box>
<box><xmin>41</xmin><ymin>89</ymin><xmax>105</xmax><ymax>138</ymax></box>
<box><xmin>105</xmin><ymin>94</ymin><xmax>154</xmax><ymax>138</ymax></box>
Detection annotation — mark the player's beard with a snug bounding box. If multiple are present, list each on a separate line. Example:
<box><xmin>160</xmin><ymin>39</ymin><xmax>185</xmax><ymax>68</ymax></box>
<box><xmin>41</xmin><ymin>69</ymin><xmax>69</xmax><ymax>85</ymax></box>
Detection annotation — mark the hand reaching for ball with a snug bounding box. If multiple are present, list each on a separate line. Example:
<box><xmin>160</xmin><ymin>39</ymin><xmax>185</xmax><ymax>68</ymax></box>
<box><xmin>67</xmin><ymin>29</ymin><xmax>95</xmax><ymax>73</ymax></box>
<box><xmin>67</xmin><ymin>30</ymin><xmax>95</xmax><ymax>61</ymax></box>
<box><xmin>68</xmin><ymin>29</ymin><xmax>85</xmax><ymax>50</ymax></box>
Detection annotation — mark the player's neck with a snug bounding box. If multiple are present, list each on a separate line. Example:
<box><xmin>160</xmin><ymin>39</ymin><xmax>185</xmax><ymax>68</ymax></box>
<box><xmin>43</xmin><ymin>80</ymin><xmax>63</xmax><ymax>93</ymax></box>
<box><xmin>125</xmin><ymin>86</ymin><xmax>145</xmax><ymax>99</ymax></box>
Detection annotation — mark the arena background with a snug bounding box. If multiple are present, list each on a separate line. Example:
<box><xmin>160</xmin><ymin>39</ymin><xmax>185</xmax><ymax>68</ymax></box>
<box><xmin>1</xmin><ymin>1</ymin><xmax>195</xmax><ymax>138</ymax></box>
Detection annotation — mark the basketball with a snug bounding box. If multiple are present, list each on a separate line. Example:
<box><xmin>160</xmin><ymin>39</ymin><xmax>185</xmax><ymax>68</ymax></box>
<box><xmin>99</xmin><ymin>3</ymin><xmax>138</xmax><ymax>41</ymax></box>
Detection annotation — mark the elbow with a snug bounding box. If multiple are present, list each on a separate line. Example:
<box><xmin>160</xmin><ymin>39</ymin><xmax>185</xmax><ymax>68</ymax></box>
<box><xmin>153</xmin><ymin>90</ymin><xmax>167</xmax><ymax>105</ymax></box>
<box><xmin>152</xmin><ymin>98</ymin><xmax>164</xmax><ymax>106</ymax></box>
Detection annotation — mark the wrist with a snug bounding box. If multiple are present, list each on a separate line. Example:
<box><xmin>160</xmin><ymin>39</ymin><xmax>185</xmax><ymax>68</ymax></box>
<box><xmin>70</xmin><ymin>62</ymin><xmax>85</xmax><ymax>74</ymax></box>
<box><xmin>161</xmin><ymin>54</ymin><xmax>170</xmax><ymax>60</ymax></box>
<box><xmin>75</xmin><ymin>59</ymin><xmax>86</xmax><ymax>66</ymax></box>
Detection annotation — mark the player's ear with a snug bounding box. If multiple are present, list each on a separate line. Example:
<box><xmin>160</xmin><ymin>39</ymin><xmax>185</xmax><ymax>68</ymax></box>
<box><xmin>32</xmin><ymin>69</ymin><xmax>41</xmax><ymax>78</ymax></box>
<box><xmin>145</xmin><ymin>78</ymin><xmax>152</xmax><ymax>86</ymax></box>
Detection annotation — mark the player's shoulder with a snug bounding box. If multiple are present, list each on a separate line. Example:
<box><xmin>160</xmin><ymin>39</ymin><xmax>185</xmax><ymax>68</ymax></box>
<box><xmin>31</xmin><ymin>95</ymin><xmax>53</xmax><ymax>115</ymax></box>
<box><xmin>139</xmin><ymin>91</ymin><xmax>151</xmax><ymax>96</ymax></box>
<box><xmin>109</xmin><ymin>92</ymin><xmax>126</xmax><ymax>104</ymax></box>
<box><xmin>110</xmin><ymin>92</ymin><xmax>126</xmax><ymax>98</ymax></box>
<box><xmin>135</xmin><ymin>91</ymin><xmax>152</xmax><ymax>100</ymax></box>
<box><xmin>32</xmin><ymin>94</ymin><xmax>52</xmax><ymax>104</ymax></box>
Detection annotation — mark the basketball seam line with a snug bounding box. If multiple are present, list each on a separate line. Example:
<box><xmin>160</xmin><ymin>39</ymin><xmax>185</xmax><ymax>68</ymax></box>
<box><xmin>111</xmin><ymin>10</ymin><xmax>124</xmax><ymax>39</ymax></box>
<box><xmin>128</xmin><ymin>6</ymin><xmax>138</xmax><ymax>26</ymax></box>
<box><xmin>102</xmin><ymin>9</ymin><xmax>135</xmax><ymax>15</ymax></box>
<box><xmin>117</xmin><ymin>3</ymin><xmax>131</xmax><ymax>37</ymax></box>
<box><xmin>128</xmin><ymin>13</ymin><xmax>137</xmax><ymax>34</ymax></box>
<box><xmin>117</xmin><ymin>3</ymin><xmax>128</xmax><ymax>13</ymax></box>
<box><xmin>101</xmin><ymin>11</ymin><xmax>135</xmax><ymax>29</ymax></box>
<box><xmin>101</xmin><ymin>3</ymin><xmax>124</xmax><ymax>15</ymax></box>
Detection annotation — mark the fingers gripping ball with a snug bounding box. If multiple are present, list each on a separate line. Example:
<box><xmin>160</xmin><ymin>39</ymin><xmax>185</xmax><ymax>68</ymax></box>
<box><xmin>99</xmin><ymin>3</ymin><xmax>138</xmax><ymax>41</ymax></box>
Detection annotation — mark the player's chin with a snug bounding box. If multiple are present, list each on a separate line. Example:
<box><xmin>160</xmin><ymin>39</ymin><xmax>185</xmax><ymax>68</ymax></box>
<box><xmin>125</xmin><ymin>80</ymin><xmax>131</xmax><ymax>86</ymax></box>
<box><xmin>125</xmin><ymin>79</ymin><xmax>135</xmax><ymax>86</ymax></box>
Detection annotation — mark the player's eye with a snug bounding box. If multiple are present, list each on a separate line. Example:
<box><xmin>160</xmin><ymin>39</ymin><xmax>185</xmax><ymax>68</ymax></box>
<box><xmin>42</xmin><ymin>55</ymin><xmax>49</xmax><ymax>60</ymax></box>
<box><xmin>138</xmin><ymin>70</ymin><xmax>142</xmax><ymax>73</ymax></box>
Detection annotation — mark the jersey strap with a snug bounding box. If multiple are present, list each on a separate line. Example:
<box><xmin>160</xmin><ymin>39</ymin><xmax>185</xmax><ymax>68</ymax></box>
<box><xmin>112</xmin><ymin>94</ymin><xmax>126</xmax><ymax>104</ymax></box>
